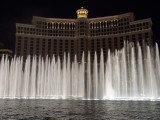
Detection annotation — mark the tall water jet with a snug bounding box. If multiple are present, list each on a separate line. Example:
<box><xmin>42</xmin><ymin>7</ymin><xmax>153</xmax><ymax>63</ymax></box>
<box><xmin>93</xmin><ymin>52</ymin><xmax>98</xmax><ymax>99</ymax></box>
<box><xmin>72</xmin><ymin>55</ymin><xmax>78</xmax><ymax>97</ymax></box>
<box><xmin>120</xmin><ymin>46</ymin><xmax>128</xmax><ymax>97</ymax></box>
<box><xmin>137</xmin><ymin>43</ymin><xmax>145</xmax><ymax>97</ymax></box>
<box><xmin>87</xmin><ymin>51</ymin><xmax>91</xmax><ymax>99</ymax></box>
<box><xmin>130</xmin><ymin>45</ymin><xmax>138</xmax><ymax>97</ymax></box>
<box><xmin>99</xmin><ymin>49</ymin><xmax>104</xmax><ymax>99</ymax></box>
<box><xmin>105</xmin><ymin>50</ymin><xmax>114</xmax><ymax>99</ymax></box>
<box><xmin>62</xmin><ymin>53</ymin><xmax>67</xmax><ymax>98</ymax></box>
<box><xmin>155</xmin><ymin>43</ymin><xmax>160</xmax><ymax>96</ymax></box>
<box><xmin>79</xmin><ymin>52</ymin><xmax>85</xmax><ymax>98</ymax></box>
<box><xmin>23</xmin><ymin>56</ymin><xmax>31</xmax><ymax>98</ymax></box>
<box><xmin>146</xmin><ymin>46</ymin><xmax>157</xmax><ymax>98</ymax></box>
<box><xmin>30</xmin><ymin>56</ymin><xmax>37</xmax><ymax>98</ymax></box>
<box><xmin>44</xmin><ymin>56</ymin><xmax>48</xmax><ymax>97</ymax></box>
<box><xmin>57</xmin><ymin>57</ymin><xmax>61</xmax><ymax>97</ymax></box>
<box><xmin>113</xmin><ymin>50</ymin><xmax>120</xmax><ymax>97</ymax></box>
<box><xmin>67</xmin><ymin>53</ymin><xmax>71</xmax><ymax>97</ymax></box>
<box><xmin>50</xmin><ymin>55</ymin><xmax>56</xmax><ymax>96</ymax></box>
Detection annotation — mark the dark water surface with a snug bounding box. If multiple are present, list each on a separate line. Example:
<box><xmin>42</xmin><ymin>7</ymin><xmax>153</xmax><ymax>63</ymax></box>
<box><xmin>0</xmin><ymin>99</ymin><xmax>160</xmax><ymax>120</ymax></box>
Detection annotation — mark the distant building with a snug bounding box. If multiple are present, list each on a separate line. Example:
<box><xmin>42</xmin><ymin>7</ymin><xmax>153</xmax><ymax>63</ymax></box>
<box><xmin>0</xmin><ymin>42</ymin><xmax>13</xmax><ymax>59</ymax></box>
<box><xmin>15</xmin><ymin>7</ymin><xmax>153</xmax><ymax>62</ymax></box>
<box><xmin>0</xmin><ymin>49</ymin><xmax>13</xmax><ymax>59</ymax></box>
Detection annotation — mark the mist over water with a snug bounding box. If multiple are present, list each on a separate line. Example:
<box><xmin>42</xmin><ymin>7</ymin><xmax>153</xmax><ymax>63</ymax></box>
<box><xmin>0</xmin><ymin>42</ymin><xmax>160</xmax><ymax>100</ymax></box>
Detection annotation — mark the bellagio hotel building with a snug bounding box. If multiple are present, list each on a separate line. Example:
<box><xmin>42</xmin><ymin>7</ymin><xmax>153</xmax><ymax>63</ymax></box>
<box><xmin>15</xmin><ymin>7</ymin><xmax>153</xmax><ymax>62</ymax></box>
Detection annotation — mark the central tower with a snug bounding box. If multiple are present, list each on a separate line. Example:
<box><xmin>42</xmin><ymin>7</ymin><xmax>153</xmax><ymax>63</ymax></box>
<box><xmin>76</xmin><ymin>7</ymin><xmax>89</xmax><ymax>61</ymax></box>
<box><xmin>76</xmin><ymin>7</ymin><xmax>88</xmax><ymax>18</ymax></box>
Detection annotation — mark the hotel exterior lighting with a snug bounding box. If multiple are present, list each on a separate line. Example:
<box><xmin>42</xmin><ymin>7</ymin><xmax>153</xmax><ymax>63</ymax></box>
<box><xmin>76</xmin><ymin>7</ymin><xmax>88</xmax><ymax>18</ymax></box>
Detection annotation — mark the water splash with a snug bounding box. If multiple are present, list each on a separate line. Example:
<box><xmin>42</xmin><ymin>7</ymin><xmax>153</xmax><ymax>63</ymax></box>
<box><xmin>0</xmin><ymin>42</ymin><xmax>160</xmax><ymax>100</ymax></box>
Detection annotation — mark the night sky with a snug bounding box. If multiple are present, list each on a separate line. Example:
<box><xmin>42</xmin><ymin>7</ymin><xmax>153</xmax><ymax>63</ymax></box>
<box><xmin>0</xmin><ymin>0</ymin><xmax>160</xmax><ymax>52</ymax></box>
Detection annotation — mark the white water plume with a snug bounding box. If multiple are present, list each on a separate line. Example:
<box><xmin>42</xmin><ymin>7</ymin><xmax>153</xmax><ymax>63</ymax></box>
<box><xmin>0</xmin><ymin>42</ymin><xmax>160</xmax><ymax>100</ymax></box>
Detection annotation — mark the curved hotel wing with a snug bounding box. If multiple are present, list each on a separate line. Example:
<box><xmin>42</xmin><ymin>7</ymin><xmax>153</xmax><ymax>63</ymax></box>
<box><xmin>15</xmin><ymin>8</ymin><xmax>152</xmax><ymax>62</ymax></box>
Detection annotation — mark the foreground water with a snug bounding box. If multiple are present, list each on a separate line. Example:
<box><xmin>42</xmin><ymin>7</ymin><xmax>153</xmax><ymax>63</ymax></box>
<box><xmin>0</xmin><ymin>100</ymin><xmax>160</xmax><ymax>119</ymax></box>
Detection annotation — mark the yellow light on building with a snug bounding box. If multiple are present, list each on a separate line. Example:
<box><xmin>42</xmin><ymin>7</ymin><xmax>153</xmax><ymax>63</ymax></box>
<box><xmin>76</xmin><ymin>7</ymin><xmax>88</xmax><ymax>18</ymax></box>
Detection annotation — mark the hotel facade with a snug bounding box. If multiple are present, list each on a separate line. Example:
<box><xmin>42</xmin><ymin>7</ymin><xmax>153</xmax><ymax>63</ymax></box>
<box><xmin>15</xmin><ymin>7</ymin><xmax>153</xmax><ymax>62</ymax></box>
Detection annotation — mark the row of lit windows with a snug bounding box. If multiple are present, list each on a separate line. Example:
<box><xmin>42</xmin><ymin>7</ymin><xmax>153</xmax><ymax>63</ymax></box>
<box><xmin>16</xmin><ymin>37</ymin><xmax>76</xmax><ymax>56</ymax></box>
<box><xmin>17</xmin><ymin>27</ymin><xmax>76</xmax><ymax>37</ymax></box>
<box><xmin>35</xmin><ymin>17</ymin><xmax>129</xmax><ymax>30</ymax></box>
<box><xmin>17</xmin><ymin>32</ymin><xmax>149</xmax><ymax>47</ymax></box>
<box><xmin>90</xmin><ymin>22</ymin><xmax>150</xmax><ymax>37</ymax></box>
<box><xmin>89</xmin><ymin>33</ymin><xmax>150</xmax><ymax>50</ymax></box>
<box><xmin>36</xmin><ymin>21</ymin><xmax>75</xmax><ymax>30</ymax></box>
<box><xmin>130</xmin><ymin>22</ymin><xmax>150</xmax><ymax>31</ymax></box>
<box><xmin>90</xmin><ymin>26</ymin><xmax>130</xmax><ymax>36</ymax></box>
<box><xmin>17</xmin><ymin>21</ymin><xmax>150</xmax><ymax>38</ymax></box>
<box><xmin>89</xmin><ymin>18</ymin><xmax>129</xmax><ymax>29</ymax></box>
<box><xmin>17</xmin><ymin>27</ymin><xmax>35</xmax><ymax>34</ymax></box>
<box><xmin>16</xmin><ymin>32</ymin><xmax>150</xmax><ymax>59</ymax></box>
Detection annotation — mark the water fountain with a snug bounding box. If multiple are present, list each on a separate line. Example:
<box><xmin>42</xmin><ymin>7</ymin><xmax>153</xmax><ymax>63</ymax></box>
<box><xmin>0</xmin><ymin>42</ymin><xmax>160</xmax><ymax>100</ymax></box>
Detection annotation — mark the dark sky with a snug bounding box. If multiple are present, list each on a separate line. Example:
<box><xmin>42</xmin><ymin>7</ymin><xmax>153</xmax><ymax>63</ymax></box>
<box><xmin>0</xmin><ymin>0</ymin><xmax>160</xmax><ymax>51</ymax></box>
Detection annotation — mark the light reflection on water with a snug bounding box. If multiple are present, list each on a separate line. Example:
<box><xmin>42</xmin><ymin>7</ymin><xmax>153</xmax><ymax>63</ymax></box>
<box><xmin>0</xmin><ymin>99</ymin><xmax>160</xmax><ymax>120</ymax></box>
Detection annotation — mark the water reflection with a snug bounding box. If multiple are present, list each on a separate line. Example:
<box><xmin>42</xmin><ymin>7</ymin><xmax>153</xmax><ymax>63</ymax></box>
<box><xmin>0</xmin><ymin>100</ymin><xmax>160</xmax><ymax>119</ymax></box>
